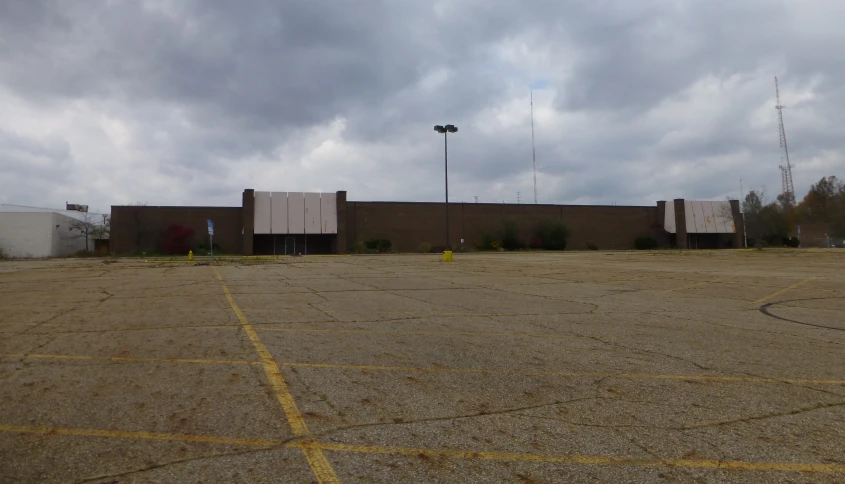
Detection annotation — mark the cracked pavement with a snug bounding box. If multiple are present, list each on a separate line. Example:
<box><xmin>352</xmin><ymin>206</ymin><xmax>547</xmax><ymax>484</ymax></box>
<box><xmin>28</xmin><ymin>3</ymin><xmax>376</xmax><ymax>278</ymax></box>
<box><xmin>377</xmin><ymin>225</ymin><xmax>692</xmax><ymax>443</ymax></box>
<box><xmin>1</xmin><ymin>250</ymin><xmax>844</xmax><ymax>483</ymax></box>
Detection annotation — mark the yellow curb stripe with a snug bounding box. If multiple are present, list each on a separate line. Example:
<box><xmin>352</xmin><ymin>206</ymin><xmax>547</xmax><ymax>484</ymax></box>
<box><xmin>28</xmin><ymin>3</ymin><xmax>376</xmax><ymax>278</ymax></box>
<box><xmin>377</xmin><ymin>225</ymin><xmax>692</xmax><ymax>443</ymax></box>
<box><xmin>213</xmin><ymin>267</ymin><xmax>340</xmax><ymax>484</ymax></box>
<box><xmin>754</xmin><ymin>279</ymin><xmax>812</xmax><ymax>304</ymax></box>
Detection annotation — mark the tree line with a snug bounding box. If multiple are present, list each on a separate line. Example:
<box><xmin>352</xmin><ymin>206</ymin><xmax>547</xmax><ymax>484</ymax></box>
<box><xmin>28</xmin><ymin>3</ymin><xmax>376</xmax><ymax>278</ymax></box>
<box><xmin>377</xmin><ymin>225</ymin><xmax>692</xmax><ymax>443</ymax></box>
<box><xmin>743</xmin><ymin>176</ymin><xmax>845</xmax><ymax>246</ymax></box>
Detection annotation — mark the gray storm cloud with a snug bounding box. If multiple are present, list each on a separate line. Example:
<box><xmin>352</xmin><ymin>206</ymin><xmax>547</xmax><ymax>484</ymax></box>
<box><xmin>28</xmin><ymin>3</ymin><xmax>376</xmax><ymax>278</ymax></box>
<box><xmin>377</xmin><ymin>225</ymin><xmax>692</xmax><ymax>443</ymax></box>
<box><xmin>1</xmin><ymin>0</ymin><xmax>843</xmax><ymax>210</ymax></box>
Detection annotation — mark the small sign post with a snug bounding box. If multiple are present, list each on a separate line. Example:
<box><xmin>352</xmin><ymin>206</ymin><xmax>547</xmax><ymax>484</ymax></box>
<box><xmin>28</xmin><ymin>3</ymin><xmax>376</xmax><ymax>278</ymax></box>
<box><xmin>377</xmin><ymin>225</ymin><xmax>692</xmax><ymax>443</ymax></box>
<box><xmin>207</xmin><ymin>220</ymin><xmax>214</xmax><ymax>264</ymax></box>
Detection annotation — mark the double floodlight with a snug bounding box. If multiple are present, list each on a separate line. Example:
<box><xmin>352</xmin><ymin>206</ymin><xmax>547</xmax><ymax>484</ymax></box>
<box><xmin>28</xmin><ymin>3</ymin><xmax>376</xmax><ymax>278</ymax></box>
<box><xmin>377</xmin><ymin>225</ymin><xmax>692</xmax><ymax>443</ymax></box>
<box><xmin>433</xmin><ymin>124</ymin><xmax>458</xmax><ymax>134</ymax></box>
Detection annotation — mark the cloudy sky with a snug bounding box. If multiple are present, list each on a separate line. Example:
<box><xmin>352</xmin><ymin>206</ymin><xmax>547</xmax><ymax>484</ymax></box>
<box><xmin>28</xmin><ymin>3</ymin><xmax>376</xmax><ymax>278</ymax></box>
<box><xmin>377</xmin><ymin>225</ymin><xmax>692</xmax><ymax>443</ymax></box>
<box><xmin>2</xmin><ymin>0</ymin><xmax>844</xmax><ymax>212</ymax></box>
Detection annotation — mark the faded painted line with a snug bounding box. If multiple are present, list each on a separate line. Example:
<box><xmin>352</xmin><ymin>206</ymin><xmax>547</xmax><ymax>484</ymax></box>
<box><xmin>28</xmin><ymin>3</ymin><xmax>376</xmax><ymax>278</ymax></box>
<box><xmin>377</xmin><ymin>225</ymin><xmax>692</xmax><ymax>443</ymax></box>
<box><xmin>0</xmin><ymin>353</ymin><xmax>260</xmax><ymax>366</ymax></box>
<box><xmin>302</xmin><ymin>442</ymin><xmax>845</xmax><ymax>473</ymax></box>
<box><xmin>0</xmin><ymin>424</ymin><xmax>280</xmax><ymax>447</ymax></box>
<box><xmin>661</xmin><ymin>280</ymin><xmax>717</xmax><ymax>293</ymax></box>
<box><xmin>144</xmin><ymin>260</ymin><xmax>198</xmax><ymax>264</ymax></box>
<box><xmin>278</xmin><ymin>362</ymin><xmax>845</xmax><ymax>386</ymax></box>
<box><xmin>0</xmin><ymin>323</ymin><xmax>237</xmax><ymax>331</ymax></box>
<box><xmin>754</xmin><ymin>279</ymin><xmax>812</xmax><ymax>304</ymax></box>
<box><xmin>436</xmin><ymin>312</ymin><xmax>551</xmax><ymax>317</ymax></box>
<box><xmin>3</xmin><ymin>424</ymin><xmax>842</xmax><ymax>472</ymax></box>
<box><xmin>257</xmin><ymin>327</ymin><xmax>575</xmax><ymax>339</ymax></box>
<box><xmin>213</xmin><ymin>267</ymin><xmax>340</xmax><ymax>484</ymax></box>
<box><xmin>3</xmin><ymin>353</ymin><xmax>843</xmax><ymax>386</ymax></box>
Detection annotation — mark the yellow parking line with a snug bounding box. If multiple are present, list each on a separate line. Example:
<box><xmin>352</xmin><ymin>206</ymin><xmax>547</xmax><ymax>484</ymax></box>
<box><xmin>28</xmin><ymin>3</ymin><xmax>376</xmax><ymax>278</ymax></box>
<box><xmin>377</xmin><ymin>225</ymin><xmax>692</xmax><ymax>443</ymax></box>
<box><xmin>0</xmin><ymin>323</ymin><xmax>237</xmax><ymax>331</ymax></box>
<box><xmin>2</xmin><ymin>424</ymin><xmax>841</xmax><ymax>473</ymax></box>
<box><xmin>278</xmin><ymin>362</ymin><xmax>845</xmax><ymax>386</ymax></box>
<box><xmin>257</xmin><ymin>327</ymin><xmax>574</xmax><ymax>339</ymax></box>
<box><xmin>4</xmin><ymin>352</ymin><xmax>843</xmax><ymax>386</ymax></box>
<box><xmin>0</xmin><ymin>353</ymin><xmax>260</xmax><ymax>366</ymax></box>
<box><xmin>0</xmin><ymin>424</ymin><xmax>280</xmax><ymax>447</ymax></box>
<box><xmin>213</xmin><ymin>267</ymin><xmax>340</xmax><ymax>484</ymax></box>
<box><xmin>300</xmin><ymin>442</ymin><xmax>845</xmax><ymax>473</ymax></box>
<box><xmin>754</xmin><ymin>279</ymin><xmax>812</xmax><ymax>304</ymax></box>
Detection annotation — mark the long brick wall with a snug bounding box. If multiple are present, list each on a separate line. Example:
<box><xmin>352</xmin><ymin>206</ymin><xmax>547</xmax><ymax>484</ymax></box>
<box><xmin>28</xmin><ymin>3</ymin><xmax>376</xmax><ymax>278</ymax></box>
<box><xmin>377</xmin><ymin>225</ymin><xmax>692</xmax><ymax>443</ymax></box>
<box><xmin>110</xmin><ymin>190</ymin><xmax>673</xmax><ymax>255</ymax></box>
<box><xmin>345</xmin><ymin>201</ymin><xmax>662</xmax><ymax>252</ymax></box>
<box><xmin>110</xmin><ymin>206</ymin><xmax>242</xmax><ymax>255</ymax></box>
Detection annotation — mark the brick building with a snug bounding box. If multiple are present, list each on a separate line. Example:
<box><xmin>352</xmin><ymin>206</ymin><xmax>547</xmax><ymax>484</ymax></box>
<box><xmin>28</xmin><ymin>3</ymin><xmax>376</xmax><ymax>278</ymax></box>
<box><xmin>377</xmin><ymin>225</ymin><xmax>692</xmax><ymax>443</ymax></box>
<box><xmin>109</xmin><ymin>190</ymin><xmax>744</xmax><ymax>255</ymax></box>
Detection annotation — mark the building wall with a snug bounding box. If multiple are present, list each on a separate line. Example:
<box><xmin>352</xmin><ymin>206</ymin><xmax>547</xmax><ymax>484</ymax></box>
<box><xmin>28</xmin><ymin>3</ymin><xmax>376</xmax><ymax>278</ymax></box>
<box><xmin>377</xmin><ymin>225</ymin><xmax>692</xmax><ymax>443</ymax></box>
<box><xmin>346</xmin><ymin>201</ymin><xmax>661</xmax><ymax>252</ymax></box>
<box><xmin>51</xmin><ymin>212</ymin><xmax>91</xmax><ymax>256</ymax></box>
<box><xmin>798</xmin><ymin>222</ymin><xmax>834</xmax><ymax>248</ymax></box>
<box><xmin>0</xmin><ymin>212</ymin><xmax>55</xmax><ymax>258</ymax></box>
<box><xmin>110</xmin><ymin>206</ymin><xmax>242</xmax><ymax>254</ymax></box>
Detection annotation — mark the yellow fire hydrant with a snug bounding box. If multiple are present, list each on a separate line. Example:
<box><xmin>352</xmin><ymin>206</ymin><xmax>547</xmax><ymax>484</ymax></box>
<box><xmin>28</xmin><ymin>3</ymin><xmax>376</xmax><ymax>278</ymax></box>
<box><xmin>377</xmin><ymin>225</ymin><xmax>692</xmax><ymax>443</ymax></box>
<box><xmin>443</xmin><ymin>250</ymin><xmax>453</xmax><ymax>262</ymax></box>
<box><xmin>188</xmin><ymin>250</ymin><xmax>193</xmax><ymax>261</ymax></box>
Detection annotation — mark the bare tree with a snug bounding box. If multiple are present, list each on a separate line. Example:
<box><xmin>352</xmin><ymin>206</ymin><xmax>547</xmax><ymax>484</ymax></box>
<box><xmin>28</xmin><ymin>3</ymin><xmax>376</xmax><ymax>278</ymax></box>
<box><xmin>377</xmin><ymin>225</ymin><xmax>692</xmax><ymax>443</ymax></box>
<box><xmin>91</xmin><ymin>213</ymin><xmax>110</xmax><ymax>240</ymax></box>
<box><xmin>68</xmin><ymin>212</ymin><xmax>104</xmax><ymax>252</ymax></box>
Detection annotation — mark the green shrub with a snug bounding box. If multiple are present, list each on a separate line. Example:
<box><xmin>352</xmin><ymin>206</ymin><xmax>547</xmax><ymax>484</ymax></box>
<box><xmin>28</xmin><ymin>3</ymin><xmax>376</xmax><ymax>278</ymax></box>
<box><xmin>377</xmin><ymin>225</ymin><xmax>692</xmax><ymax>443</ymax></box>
<box><xmin>586</xmin><ymin>243</ymin><xmax>598</xmax><ymax>250</ymax></box>
<box><xmin>475</xmin><ymin>233</ymin><xmax>500</xmax><ymax>251</ymax></box>
<box><xmin>500</xmin><ymin>220</ymin><xmax>520</xmax><ymax>251</ymax></box>
<box><xmin>195</xmin><ymin>242</ymin><xmax>220</xmax><ymax>256</ymax></box>
<box><xmin>351</xmin><ymin>240</ymin><xmax>366</xmax><ymax>253</ymax></box>
<box><xmin>73</xmin><ymin>250</ymin><xmax>96</xmax><ymax>258</ymax></box>
<box><xmin>365</xmin><ymin>239</ymin><xmax>392</xmax><ymax>253</ymax></box>
<box><xmin>418</xmin><ymin>242</ymin><xmax>432</xmax><ymax>253</ymax></box>
<box><xmin>0</xmin><ymin>247</ymin><xmax>7</xmax><ymax>260</ymax></box>
<box><xmin>535</xmin><ymin>219</ymin><xmax>570</xmax><ymax>250</ymax></box>
<box><xmin>782</xmin><ymin>236</ymin><xmax>800</xmax><ymax>248</ymax></box>
<box><xmin>634</xmin><ymin>236</ymin><xmax>658</xmax><ymax>250</ymax></box>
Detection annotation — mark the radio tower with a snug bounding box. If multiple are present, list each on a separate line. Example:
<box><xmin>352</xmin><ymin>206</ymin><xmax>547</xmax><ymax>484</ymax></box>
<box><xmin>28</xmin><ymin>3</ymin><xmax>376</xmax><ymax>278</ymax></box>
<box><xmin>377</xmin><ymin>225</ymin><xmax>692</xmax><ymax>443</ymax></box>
<box><xmin>775</xmin><ymin>77</ymin><xmax>795</xmax><ymax>205</ymax></box>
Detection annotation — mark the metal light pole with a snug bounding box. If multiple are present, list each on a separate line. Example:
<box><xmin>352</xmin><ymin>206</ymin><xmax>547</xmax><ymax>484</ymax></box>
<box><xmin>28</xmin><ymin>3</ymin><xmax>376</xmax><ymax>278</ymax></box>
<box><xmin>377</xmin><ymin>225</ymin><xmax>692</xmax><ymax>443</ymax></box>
<box><xmin>434</xmin><ymin>124</ymin><xmax>458</xmax><ymax>250</ymax></box>
<box><xmin>740</xmin><ymin>179</ymin><xmax>747</xmax><ymax>248</ymax></box>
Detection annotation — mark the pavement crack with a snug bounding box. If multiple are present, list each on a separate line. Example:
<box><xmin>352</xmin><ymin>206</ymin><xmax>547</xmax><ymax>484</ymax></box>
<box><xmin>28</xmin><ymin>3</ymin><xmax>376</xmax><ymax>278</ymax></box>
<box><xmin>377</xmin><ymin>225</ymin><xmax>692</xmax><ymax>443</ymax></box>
<box><xmin>677</xmin><ymin>400</ymin><xmax>845</xmax><ymax>430</ymax></box>
<box><xmin>309</xmin><ymin>396</ymin><xmax>607</xmax><ymax>440</ymax></box>
<box><xmin>515</xmin><ymin>413</ymin><xmax>655</xmax><ymax>429</ymax></box>
<box><xmin>96</xmin><ymin>289</ymin><xmax>114</xmax><ymax>307</ymax></box>
<box><xmin>548</xmin><ymin>328</ymin><xmax>713</xmax><ymax>371</ymax></box>
<box><xmin>306</xmin><ymin>302</ymin><xmax>339</xmax><ymax>322</ymax></box>
<box><xmin>288</xmin><ymin>367</ymin><xmax>349</xmax><ymax>425</ymax></box>
<box><xmin>72</xmin><ymin>442</ymin><xmax>291</xmax><ymax>483</ymax></box>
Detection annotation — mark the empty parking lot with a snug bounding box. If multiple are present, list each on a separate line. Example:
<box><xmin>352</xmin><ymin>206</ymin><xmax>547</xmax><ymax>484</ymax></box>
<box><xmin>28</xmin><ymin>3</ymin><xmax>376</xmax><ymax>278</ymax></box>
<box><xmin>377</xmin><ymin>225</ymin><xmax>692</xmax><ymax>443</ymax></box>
<box><xmin>1</xmin><ymin>250</ymin><xmax>844</xmax><ymax>483</ymax></box>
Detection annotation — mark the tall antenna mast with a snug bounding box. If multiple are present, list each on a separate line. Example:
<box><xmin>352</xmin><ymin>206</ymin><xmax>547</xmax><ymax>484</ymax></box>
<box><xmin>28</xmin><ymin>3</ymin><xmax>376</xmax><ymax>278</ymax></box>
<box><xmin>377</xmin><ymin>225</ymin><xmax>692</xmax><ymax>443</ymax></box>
<box><xmin>775</xmin><ymin>77</ymin><xmax>795</xmax><ymax>205</ymax></box>
<box><xmin>530</xmin><ymin>91</ymin><xmax>538</xmax><ymax>204</ymax></box>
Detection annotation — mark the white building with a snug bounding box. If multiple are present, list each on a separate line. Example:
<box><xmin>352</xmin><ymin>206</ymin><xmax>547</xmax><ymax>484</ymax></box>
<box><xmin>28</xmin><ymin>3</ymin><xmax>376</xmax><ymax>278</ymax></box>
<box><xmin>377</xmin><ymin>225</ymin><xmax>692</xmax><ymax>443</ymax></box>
<box><xmin>0</xmin><ymin>204</ymin><xmax>102</xmax><ymax>258</ymax></box>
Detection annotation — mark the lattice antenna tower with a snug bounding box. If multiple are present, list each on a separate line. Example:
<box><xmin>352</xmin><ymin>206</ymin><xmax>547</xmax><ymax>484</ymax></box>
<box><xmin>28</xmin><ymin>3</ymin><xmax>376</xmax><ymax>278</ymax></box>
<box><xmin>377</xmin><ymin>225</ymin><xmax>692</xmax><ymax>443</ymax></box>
<box><xmin>775</xmin><ymin>77</ymin><xmax>795</xmax><ymax>205</ymax></box>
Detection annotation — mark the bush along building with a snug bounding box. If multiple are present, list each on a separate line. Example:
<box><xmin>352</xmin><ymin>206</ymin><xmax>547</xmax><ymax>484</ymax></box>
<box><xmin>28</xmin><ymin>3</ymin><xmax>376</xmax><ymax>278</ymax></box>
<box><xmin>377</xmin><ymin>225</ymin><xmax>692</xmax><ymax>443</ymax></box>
<box><xmin>108</xmin><ymin>190</ymin><xmax>745</xmax><ymax>255</ymax></box>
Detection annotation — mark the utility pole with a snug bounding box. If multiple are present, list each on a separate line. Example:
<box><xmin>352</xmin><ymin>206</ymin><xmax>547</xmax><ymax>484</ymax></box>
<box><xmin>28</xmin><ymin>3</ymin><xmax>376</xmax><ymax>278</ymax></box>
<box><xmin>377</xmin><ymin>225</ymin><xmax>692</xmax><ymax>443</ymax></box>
<box><xmin>516</xmin><ymin>191</ymin><xmax>521</xmax><ymax>204</ymax></box>
<box><xmin>474</xmin><ymin>196</ymin><xmax>478</xmax><ymax>203</ymax></box>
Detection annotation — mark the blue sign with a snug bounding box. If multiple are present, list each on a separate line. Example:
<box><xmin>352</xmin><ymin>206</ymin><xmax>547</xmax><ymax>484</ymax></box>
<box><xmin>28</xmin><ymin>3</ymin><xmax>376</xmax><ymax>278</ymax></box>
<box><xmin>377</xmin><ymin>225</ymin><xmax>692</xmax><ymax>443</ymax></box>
<box><xmin>207</xmin><ymin>219</ymin><xmax>214</xmax><ymax>235</ymax></box>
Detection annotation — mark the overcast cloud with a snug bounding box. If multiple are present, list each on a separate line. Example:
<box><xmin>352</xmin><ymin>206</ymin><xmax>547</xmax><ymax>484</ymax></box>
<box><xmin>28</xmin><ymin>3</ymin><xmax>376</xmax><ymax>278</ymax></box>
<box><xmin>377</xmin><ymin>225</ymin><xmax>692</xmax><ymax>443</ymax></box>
<box><xmin>1</xmin><ymin>0</ymin><xmax>844</xmax><ymax>211</ymax></box>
